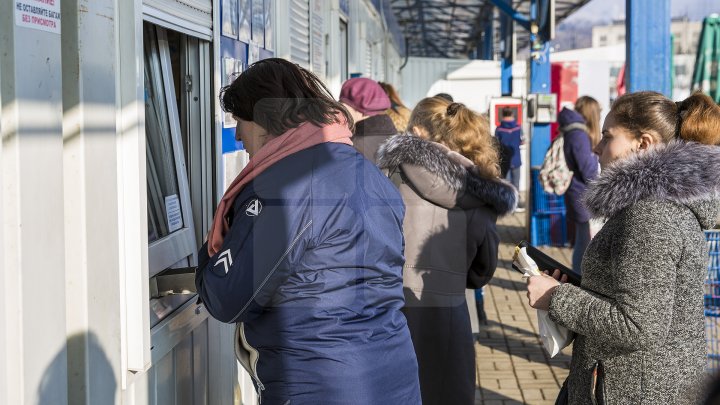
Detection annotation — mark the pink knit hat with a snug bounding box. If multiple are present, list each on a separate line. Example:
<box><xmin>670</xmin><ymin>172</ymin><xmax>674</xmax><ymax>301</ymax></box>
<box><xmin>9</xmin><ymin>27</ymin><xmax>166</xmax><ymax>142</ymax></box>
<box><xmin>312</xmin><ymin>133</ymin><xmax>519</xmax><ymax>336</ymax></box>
<box><xmin>339</xmin><ymin>78</ymin><xmax>391</xmax><ymax>116</ymax></box>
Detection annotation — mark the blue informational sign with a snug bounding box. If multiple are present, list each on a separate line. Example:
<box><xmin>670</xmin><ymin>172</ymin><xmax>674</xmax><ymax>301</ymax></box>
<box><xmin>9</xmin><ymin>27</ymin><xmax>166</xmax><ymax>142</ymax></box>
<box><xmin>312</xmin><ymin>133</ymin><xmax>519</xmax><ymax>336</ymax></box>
<box><xmin>222</xmin><ymin>127</ymin><xmax>243</xmax><ymax>153</ymax></box>
<box><xmin>339</xmin><ymin>0</ymin><xmax>349</xmax><ymax>16</ymax></box>
<box><xmin>219</xmin><ymin>0</ymin><xmax>275</xmax><ymax>154</ymax></box>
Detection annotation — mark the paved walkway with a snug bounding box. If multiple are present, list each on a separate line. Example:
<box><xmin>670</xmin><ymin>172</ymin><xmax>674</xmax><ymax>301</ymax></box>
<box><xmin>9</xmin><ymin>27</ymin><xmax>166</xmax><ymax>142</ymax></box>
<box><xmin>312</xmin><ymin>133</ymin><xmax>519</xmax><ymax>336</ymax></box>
<box><xmin>473</xmin><ymin>211</ymin><xmax>573</xmax><ymax>405</ymax></box>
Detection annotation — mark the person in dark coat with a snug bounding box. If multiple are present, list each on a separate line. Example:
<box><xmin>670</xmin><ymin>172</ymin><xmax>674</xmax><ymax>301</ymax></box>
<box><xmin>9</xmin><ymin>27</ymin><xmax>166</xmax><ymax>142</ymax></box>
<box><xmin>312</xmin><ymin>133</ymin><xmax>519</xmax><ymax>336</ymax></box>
<box><xmin>196</xmin><ymin>58</ymin><xmax>421</xmax><ymax>404</ymax></box>
<box><xmin>527</xmin><ymin>91</ymin><xmax>720</xmax><ymax>405</ymax></box>
<box><xmin>494</xmin><ymin>107</ymin><xmax>523</xmax><ymax>190</ymax></box>
<box><xmin>339</xmin><ymin>77</ymin><xmax>396</xmax><ymax>163</ymax></box>
<box><xmin>378</xmin><ymin>97</ymin><xmax>517</xmax><ymax>405</ymax></box>
<box><xmin>557</xmin><ymin>97</ymin><xmax>600</xmax><ymax>273</ymax></box>
<box><xmin>434</xmin><ymin>92</ymin><xmax>453</xmax><ymax>102</ymax></box>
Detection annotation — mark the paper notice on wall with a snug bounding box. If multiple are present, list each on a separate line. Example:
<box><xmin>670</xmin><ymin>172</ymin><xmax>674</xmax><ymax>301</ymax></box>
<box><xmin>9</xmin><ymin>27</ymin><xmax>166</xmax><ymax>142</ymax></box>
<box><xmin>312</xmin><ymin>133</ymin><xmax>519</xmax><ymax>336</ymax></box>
<box><xmin>15</xmin><ymin>0</ymin><xmax>61</xmax><ymax>35</ymax></box>
<box><xmin>165</xmin><ymin>195</ymin><xmax>183</xmax><ymax>233</ymax></box>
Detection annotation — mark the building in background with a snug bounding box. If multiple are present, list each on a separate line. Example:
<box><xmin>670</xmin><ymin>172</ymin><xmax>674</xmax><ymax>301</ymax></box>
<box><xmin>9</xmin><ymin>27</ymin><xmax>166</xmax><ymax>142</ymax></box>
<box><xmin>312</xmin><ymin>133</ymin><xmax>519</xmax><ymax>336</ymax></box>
<box><xmin>592</xmin><ymin>17</ymin><xmax>703</xmax><ymax>100</ymax></box>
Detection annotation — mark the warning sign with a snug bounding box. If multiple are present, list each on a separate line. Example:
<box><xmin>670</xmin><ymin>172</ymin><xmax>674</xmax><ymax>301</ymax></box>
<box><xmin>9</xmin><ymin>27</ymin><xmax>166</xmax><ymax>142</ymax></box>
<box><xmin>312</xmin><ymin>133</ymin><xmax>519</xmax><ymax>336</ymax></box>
<box><xmin>15</xmin><ymin>0</ymin><xmax>61</xmax><ymax>35</ymax></box>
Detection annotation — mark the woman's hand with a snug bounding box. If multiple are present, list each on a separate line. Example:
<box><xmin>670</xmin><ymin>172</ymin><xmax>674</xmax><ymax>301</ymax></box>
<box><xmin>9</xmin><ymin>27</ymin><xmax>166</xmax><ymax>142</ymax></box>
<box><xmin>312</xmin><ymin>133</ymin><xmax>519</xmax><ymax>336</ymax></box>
<box><xmin>545</xmin><ymin>269</ymin><xmax>568</xmax><ymax>283</ymax></box>
<box><xmin>527</xmin><ymin>273</ymin><xmax>562</xmax><ymax>311</ymax></box>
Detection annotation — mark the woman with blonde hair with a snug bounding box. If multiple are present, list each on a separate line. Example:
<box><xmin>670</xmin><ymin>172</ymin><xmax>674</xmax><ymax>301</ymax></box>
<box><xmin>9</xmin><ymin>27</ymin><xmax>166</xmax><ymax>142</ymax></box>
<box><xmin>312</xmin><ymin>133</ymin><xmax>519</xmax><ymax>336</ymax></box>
<box><xmin>378</xmin><ymin>81</ymin><xmax>412</xmax><ymax>132</ymax></box>
<box><xmin>377</xmin><ymin>97</ymin><xmax>517</xmax><ymax>404</ymax></box>
<box><xmin>558</xmin><ymin>95</ymin><xmax>601</xmax><ymax>273</ymax></box>
<box><xmin>528</xmin><ymin>91</ymin><xmax>720</xmax><ymax>404</ymax></box>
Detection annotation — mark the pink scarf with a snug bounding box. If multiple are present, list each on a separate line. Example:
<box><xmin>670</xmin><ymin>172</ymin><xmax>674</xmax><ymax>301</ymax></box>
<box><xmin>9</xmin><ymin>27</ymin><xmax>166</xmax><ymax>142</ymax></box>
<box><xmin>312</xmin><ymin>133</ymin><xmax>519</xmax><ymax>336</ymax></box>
<box><xmin>207</xmin><ymin>119</ymin><xmax>353</xmax><ymax>256</ymax></box>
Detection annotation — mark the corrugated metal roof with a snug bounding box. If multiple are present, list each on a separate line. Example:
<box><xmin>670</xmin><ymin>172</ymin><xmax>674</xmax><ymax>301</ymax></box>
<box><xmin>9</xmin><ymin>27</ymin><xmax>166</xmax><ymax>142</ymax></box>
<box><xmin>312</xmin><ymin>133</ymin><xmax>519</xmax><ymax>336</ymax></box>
<box><xmin>389</xmin><ymin>0</ymin><xmax>592</xmax><ymax>58</ymax></box>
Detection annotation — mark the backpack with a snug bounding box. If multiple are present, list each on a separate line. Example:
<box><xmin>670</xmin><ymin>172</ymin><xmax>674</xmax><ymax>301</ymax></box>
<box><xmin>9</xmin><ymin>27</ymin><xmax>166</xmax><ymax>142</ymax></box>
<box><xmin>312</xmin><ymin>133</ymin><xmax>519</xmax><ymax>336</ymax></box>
<box><xmin>538</xmin><ymin>134</ymin><xmax>573</xmax><ymax>195</ymax></box>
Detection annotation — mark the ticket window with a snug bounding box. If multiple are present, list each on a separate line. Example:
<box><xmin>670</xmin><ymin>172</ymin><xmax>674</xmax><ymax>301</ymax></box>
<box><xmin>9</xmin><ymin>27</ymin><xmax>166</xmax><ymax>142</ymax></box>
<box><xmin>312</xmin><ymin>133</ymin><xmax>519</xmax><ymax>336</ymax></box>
<box><xmin>143</xmin><ymin>22</ymin><xmax>214</xmax><ymax>326</ymax></box>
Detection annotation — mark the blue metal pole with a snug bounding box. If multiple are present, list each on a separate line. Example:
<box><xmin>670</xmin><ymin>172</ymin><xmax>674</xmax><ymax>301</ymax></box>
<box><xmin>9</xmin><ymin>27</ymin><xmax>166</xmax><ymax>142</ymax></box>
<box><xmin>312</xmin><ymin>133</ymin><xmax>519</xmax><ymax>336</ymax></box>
<box><xmin>487</xmin><ymin>0</ymin><xmax>531</xmax><ymax>30</ymax></box>
<box><xmin>501</xmin><ymin>58</ymin><xmax>513</xmax><ymax>96</ymax></box>
<box><xmin>483</xmin><ymin>20</ymin><xmax>494</xmax><ymax>60</ymax></box>
<box><xmin>529</xmin><ymin>0</ymin><xmax>551</xmax><ymax>167</ymax></box>
<box><xmin>528</xmin><ymin>0</ymin><xmax>553</xmax><ymax>244</ymax></box>
<box><xmin>626</xmin><ymin>0</ymin><xmax>672</xmax><ymax>96</ymax></box>
<box><xmin>529</xmin><ymin>43</ymin><xmax>551</xmax><ymax>167</ymax></box>
<box><xmin>500</xmin><ymin>0</ymin><xmax>513</xmax><ymax>95</ymax></box>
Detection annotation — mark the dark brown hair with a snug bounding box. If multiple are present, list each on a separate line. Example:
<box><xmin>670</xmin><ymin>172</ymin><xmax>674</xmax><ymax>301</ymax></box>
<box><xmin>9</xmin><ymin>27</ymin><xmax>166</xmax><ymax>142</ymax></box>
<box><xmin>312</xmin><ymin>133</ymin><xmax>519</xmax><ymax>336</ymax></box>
<box><xmin>609</xmin><ymin>91</ymin><xmax>720</xmax><ymax>145</ymax></box>
<box><xmin>220</xmin><ymin>58</ymin><xmax>353</xmax><ymax>136</ymax></box>
<box><xmin>408</xmin><ymin>97</ymin><xmax>500</xmax><ymax>178</ymax></box>
<box><xmin>501</xmin><ymin>107</ymin><xmax>514</xmax><ymax>118</ymax></box>
<box><xmin>574</xmin><ymin>96</ymin><xmax>601</xmax><ymax>148</ymax></box>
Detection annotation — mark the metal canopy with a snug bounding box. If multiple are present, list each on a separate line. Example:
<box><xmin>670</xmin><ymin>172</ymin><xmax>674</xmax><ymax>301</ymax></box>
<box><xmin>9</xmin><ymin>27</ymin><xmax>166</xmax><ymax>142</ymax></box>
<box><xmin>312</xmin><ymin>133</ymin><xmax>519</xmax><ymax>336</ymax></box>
<box><xmin>389</xmin><ymin>0</ymin><xmax>592</xmax><ymax>59</ymax></box>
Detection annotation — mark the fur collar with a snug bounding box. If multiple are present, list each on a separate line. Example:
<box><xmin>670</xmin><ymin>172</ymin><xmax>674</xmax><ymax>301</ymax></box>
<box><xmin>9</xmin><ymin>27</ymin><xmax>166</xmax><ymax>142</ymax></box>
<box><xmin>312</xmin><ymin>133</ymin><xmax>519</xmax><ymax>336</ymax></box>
<box><xmin>377</xmin><ymin>133</ymin><xmax>517</xmax><ymax>215</ymax></box>
<box><xmin>584</xmin><ymin>141</ymin><xmax>720</xmax><ymax>225</ymax></box>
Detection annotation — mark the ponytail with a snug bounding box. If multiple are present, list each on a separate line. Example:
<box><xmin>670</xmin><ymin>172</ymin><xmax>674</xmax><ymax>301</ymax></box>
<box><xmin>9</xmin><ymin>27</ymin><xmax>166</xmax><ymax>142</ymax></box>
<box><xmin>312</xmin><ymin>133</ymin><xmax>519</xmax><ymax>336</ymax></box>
<box><xmin>676</xmin><ymin>92</ymin><xmax>720</xmax><ymax>146</ymax></box>
<box><xmin>610</xmin><ymin>91</ymin><xmax>720</xmax><ymax>146</ymax></box>
<box><xmin>408</xmin><ymin>97</ymin><xmax>501</xmax><ymax>178</ymax></box>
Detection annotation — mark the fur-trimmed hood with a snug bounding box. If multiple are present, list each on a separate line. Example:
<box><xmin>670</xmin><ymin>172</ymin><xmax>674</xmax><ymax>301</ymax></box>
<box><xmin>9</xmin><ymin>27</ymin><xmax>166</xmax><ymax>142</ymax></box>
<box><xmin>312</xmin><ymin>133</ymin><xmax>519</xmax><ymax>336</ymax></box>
<box><xmin>377</xmin><ymin>133</ymin><xmax>517</xmax><ymax>215</ymax></box>
<box><xmin>584</xmin><ymin>141</ymin><xmax>720</xmax><ymax>227</ymax></box>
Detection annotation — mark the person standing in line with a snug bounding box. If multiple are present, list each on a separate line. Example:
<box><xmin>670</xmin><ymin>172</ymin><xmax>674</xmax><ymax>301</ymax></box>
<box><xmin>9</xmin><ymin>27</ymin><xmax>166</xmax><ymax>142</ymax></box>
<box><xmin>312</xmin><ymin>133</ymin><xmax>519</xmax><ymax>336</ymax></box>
<box><xmin>377</xmin><ymin>97</ymin><xmax>517</xmax><ymax>405</ymax></box>
<box><xmin>495</xmin><ymin>107</ymin><xmax>524</xmax><ymax>212</ymax></box>
<box><xmin>196</xmin><ymin>58</ymin><xmax>421</xmax><ymax>404</ymax></box>
<box><xmin>379</xmin><ymin>81</ymin><xmax>412</xmax><ymax>133</ymax></box>
<box><xmin>340</xmin><ymin>77</ymin><xmax>397</xmax><ymax>163</ymax></box>
<box><xmin>434</xmin><ymin>92</ymin><xmax>454</xmax><ymax>102</ymax></box>
<box><xmin>527</xmin><ymin>91</ymin><xmax>720</xmax><ymax>405</ymax></box>
<box><xmin>558</xmin><ymin>96</ymin><xmax>600</xmax><ymax>273</ymax></box>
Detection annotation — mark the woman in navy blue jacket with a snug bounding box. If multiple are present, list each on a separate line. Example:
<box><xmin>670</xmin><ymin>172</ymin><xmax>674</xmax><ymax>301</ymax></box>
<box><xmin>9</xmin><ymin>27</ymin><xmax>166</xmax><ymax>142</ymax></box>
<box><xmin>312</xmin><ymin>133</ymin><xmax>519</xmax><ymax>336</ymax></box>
<box><xmin>195</xmin><ymin>58</ymin><xmax>421</xmax><ymax>404</ymax></box>
<box><xmin>559</xmin><ymin>96</ymin><xmax>600</xmax><ymax>273</ymax></box>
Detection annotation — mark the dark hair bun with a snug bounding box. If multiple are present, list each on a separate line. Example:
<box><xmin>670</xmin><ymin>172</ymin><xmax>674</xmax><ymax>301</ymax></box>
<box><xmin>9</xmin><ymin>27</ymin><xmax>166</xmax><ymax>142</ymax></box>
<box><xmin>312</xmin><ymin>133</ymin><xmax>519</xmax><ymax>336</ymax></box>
<box><xmin>677</xmin><ymin>92</ymin><xmax>720</xmax><ymax>146</ymax></box>
<box><xmin>446</xmin><ymin>102</ymin><xmax>463</xmax><ymax>117</ymax></box>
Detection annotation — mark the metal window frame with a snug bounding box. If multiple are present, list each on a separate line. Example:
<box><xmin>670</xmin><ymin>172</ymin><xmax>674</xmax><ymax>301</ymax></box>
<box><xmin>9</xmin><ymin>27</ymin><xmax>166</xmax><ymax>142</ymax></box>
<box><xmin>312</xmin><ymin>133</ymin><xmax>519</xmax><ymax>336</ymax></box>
<box><xmin>180</xmin><ymin>35</ymin><xmax>215</xmax><ymax>248</ymax></box>
<box><xmin>147</xmin><ymin>25</ymin><xmax>198</xmax><ymax>277</ymax></box>
<box><xmin>143</xmin><ymin>3</ymin><xmax>213</xmax><ymax>41</ymax></box>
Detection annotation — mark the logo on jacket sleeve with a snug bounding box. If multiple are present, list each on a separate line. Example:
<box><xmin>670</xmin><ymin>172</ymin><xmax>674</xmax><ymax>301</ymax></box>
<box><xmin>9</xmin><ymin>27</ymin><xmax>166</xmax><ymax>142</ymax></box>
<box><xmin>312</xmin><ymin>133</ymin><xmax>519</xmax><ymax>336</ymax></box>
<box><xmin>245</xmin><ymin>198</ymin><xmax>263</xmax><ymax>217</ymax></box>
<box><xmin>215</xmin><ymin>249</ymin><xmax>233</xmax><ymax>274</ymax></box>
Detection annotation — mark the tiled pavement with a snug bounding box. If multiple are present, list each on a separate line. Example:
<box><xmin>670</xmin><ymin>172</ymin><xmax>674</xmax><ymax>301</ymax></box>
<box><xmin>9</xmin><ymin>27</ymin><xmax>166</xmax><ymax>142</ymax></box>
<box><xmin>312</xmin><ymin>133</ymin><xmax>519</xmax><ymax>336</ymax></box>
<box><xmin>473</xmin><ymin>211</ymin><xmax>573</xmax><ymax>405</ymax></box>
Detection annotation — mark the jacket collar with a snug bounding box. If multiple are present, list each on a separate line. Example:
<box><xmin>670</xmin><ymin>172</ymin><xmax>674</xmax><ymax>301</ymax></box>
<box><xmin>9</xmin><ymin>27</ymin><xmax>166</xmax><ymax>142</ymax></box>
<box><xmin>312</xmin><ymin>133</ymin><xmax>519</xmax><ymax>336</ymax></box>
<box><xmin>377</xmin><ymin>133</ymin><xmax>517</xmax><ymax>215</ymax></box>
<box><xmin>584</xmin><ymin>140</ymin><xmax>720</xmax><ymax>227</ymax></box>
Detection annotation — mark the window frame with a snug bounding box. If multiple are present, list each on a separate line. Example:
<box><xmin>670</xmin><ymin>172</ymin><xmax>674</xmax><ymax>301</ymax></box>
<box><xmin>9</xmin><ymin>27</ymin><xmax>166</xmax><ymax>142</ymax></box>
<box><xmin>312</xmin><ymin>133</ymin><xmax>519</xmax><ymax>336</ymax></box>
<box><xmin>146</xmin><ymin>25</ymin><xmax>198</xmax><ymax>277</ymax></box>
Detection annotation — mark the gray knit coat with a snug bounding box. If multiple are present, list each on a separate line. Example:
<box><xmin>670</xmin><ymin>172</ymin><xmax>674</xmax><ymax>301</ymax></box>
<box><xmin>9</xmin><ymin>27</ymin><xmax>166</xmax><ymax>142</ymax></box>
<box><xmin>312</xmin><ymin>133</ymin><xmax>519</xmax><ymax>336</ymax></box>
<box><xmin>548</xmin><ymin>141</ymin><xmax>720</xmax><ymax>404</ymax></box>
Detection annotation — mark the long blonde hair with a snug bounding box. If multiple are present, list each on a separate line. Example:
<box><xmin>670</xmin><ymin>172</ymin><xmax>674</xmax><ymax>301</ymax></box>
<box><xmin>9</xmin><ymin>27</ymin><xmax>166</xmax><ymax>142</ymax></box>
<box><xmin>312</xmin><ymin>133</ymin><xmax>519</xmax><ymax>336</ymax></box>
<box><xmin>408</xmin><ymin>97</ymin><xmax>500</xmax><ymax>178</ymax></box>
<box><xmin>574</xmin><ymin>96</ymin><xmax>601</xmax><ymax>148</ymax></box>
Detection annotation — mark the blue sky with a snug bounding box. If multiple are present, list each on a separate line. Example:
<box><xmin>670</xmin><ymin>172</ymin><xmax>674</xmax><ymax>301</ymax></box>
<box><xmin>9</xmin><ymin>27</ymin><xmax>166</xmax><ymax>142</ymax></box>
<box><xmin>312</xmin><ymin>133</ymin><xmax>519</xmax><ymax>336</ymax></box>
<box><xmin>565</xmin><ymin>0</ymin><xmax>719</xmax><ymax>23</ymax></box>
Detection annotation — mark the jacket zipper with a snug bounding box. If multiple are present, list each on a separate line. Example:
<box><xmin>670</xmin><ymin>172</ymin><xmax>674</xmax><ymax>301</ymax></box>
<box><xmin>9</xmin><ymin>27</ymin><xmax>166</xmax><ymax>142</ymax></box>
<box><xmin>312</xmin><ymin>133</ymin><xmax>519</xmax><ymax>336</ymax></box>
<box><xmin>229</xmin><ymin>220</ymin><xmax>313</xmax><ymax>323</ymax></box>
<box><xmin>236</xmin><ymin>323</ymin><xmax>265</xmax><ymax>403</ymax></box>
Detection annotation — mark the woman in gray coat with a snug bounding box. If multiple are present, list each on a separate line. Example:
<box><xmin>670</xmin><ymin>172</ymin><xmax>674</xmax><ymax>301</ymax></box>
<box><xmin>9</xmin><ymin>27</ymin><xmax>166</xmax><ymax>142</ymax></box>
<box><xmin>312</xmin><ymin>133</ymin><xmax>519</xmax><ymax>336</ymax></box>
<box><xmin>527</xmin><ymin>91</ymin><xmax>720</xmax><ymax>404</ymax></box>
<box><xmin>378</xmin><ymin>97</ymin><xmax>517</xmax><ymax>405</ymax></box>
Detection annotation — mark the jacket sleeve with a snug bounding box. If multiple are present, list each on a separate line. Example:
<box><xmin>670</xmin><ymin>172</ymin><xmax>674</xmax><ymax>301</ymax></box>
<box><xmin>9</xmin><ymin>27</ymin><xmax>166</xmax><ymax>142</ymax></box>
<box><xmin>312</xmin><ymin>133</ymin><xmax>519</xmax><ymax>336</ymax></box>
<box><xmin>548</xmin><ymin>206</ymin><xmax>679</xmax><ymax>353</ymax></box>
<box><xmin>466</xmin><ymin>209</ymin><xmax>500</xmax><ymax>289</ymax></box>
<box><xmin>566</xmin><ymin>132</ymin><xmax>598</xmax><ymax>184</ymax></box>
<box><xmin>195</xmin><ymin>197</ymin><xmax>312</xmax><ymax>323</ymax></box>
